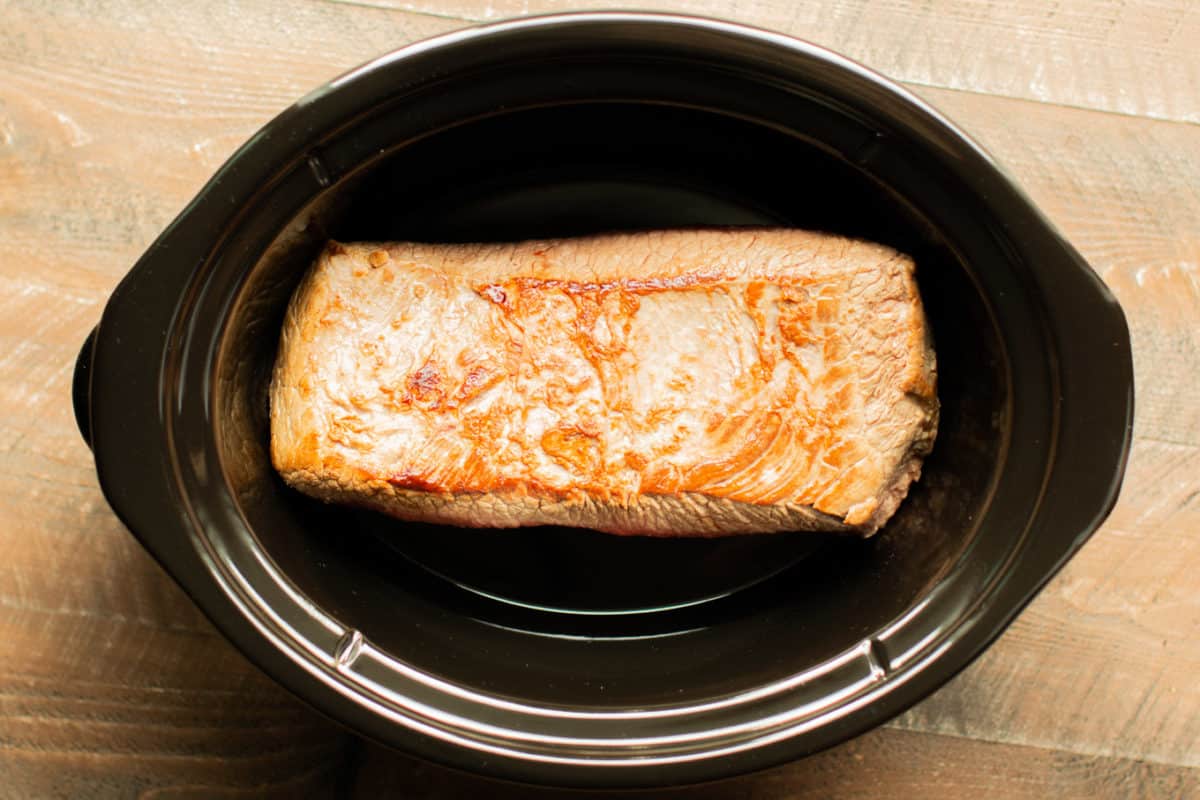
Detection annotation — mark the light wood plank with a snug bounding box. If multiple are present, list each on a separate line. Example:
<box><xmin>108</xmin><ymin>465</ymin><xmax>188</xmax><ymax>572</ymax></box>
<box><xmin>348</xmin><ymin>726</ymin><xmax>1200</xmax><ymax>799</ymax></box>
<box><xmin>364</xmin><ymin>0</ymin><xmax>1200</xmax><ymax>124</ymax></box>
<box><xmin>0</xmin><ymin>0</ymin><xmax>463</xmax><ymax>281</ymax></box>
<box><xmin>0</xmin><ymin>611</ymin><xmax>353</xmax><ymax>800</ymax></box>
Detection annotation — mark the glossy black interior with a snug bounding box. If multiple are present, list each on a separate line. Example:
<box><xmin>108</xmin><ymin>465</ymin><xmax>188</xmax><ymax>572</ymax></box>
<box><xmin>216</xmin><ymin>101</ymin><xmax>1007</xmax><ymax>708</ymax></box>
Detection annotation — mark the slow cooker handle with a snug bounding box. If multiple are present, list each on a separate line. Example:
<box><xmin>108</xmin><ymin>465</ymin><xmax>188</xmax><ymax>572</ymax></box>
<box><xmin>72</xmin><ymin>325</ymin><xmax>98</xmax><ymax>450</ymax></box>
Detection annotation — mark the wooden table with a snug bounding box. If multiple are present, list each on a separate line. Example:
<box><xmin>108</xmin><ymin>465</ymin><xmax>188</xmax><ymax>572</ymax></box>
<box><xmin>2</xmin><ymin>1</ymin><xmax>1197</xmax><ymax>797</ymax></box>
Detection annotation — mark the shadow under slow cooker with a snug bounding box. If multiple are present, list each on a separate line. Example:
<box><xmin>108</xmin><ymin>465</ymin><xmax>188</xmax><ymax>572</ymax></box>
<box><xmin>219</xmin><ymin>102</ymin><xmax>1007</xmax><ymax>709</ymax></box>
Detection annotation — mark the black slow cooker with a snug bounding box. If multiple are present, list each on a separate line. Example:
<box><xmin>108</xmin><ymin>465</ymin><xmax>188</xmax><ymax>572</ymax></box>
<box><xmin>72</xmin><ymin>13</ymin><xmax>1133</xmax><ymax>788</ymax></box>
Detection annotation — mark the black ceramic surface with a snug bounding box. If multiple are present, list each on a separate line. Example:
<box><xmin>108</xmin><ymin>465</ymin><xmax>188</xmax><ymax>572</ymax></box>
<box><xmin>73</xmin><ymin>13</ymin><xmax>1133</xmax><ymax>788</ymax></box>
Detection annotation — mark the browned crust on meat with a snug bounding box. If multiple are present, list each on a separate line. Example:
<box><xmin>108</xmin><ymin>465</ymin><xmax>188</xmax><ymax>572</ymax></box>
<box><xmin>270</xmin><ymin>229</ymin><xmax>937</xmax><ymax>537</ymax></box>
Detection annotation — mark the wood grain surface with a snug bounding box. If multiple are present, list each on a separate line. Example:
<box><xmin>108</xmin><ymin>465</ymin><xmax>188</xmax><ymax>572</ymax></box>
<box><xmin>1</xmin><ymin>1</ymin><xmax>1197</xmax><ymax>797</ymax></box>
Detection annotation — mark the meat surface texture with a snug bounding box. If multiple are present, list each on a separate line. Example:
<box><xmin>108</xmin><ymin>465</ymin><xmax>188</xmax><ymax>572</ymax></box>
<box><xmin>269</xmin><ymin>229</ymin><xmax>938</xmax><ymax>537</ymax></box>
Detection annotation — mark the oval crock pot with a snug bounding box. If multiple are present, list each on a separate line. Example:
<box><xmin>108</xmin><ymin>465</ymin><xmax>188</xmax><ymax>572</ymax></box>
<box><xmin>72</xmin><ymin>12</ymin><xmax>1133</xmax><ymax>788</ymax></box>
